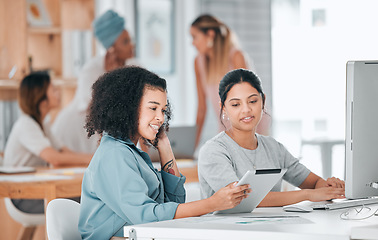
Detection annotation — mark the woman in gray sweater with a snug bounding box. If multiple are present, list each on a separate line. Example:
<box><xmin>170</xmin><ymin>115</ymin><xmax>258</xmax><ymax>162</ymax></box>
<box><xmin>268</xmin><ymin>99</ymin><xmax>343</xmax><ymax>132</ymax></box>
<box><xmin>198</xmin><ymin>69</ymin><xmax>345</xmax><ymax>207</ymax></box>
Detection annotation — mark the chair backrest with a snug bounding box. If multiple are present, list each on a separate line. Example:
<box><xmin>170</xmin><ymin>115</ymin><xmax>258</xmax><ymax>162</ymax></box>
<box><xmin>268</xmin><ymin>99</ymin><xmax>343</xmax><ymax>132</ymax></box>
<box><xmin>184</xmin><ymin>182</ymin><xmax>201</xmax><ymax>203</ymax></box>
<box><xmin>46</xmin><ymin>198</ymin><xmax>81</xmax><ymax>240</ymax></box>
<box><xmin>4</xmin><ymin>198</ymin><xmax>45</xmax><ymax>227</ymax></box>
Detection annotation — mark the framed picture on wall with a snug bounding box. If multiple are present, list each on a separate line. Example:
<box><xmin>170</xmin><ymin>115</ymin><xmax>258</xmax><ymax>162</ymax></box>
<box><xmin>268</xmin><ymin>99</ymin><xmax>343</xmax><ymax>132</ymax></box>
<box><xmin>135</xmin><ymin>0</ymin><xmax>175</xmax><ymax>74</ymax></box>
<box><xmin>26</xmin><ymin>0</ymin><xmax>52</xmax><ymax>27</ymax></box>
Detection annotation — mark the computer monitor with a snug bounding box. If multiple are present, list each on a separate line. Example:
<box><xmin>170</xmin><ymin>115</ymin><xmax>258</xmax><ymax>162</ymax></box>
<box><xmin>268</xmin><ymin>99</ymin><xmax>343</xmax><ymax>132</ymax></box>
<box><xmin>148</xmin><ymin>125</ymin><xmax>196</xmax><ymax>162</ymax></box>
<box><xmin>345</xmin><ymin>60</ymin><xmax>378</xmax><ymax>199</ymax></box>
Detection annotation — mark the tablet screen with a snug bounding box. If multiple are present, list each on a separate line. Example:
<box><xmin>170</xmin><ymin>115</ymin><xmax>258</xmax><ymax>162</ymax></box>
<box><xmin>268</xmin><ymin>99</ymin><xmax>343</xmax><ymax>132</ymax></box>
<box><xmin>216</xmin><ymin>168</ymin><xmax>287</xmax><ymax>214</ymax></box>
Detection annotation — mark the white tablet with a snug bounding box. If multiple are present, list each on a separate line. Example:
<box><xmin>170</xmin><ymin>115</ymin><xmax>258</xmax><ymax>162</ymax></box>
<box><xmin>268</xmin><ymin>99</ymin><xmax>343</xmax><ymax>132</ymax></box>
<box><xmin>215</xmin><ymin>168</ymin><xmax>287</xmax><ymax>214</ymax></box>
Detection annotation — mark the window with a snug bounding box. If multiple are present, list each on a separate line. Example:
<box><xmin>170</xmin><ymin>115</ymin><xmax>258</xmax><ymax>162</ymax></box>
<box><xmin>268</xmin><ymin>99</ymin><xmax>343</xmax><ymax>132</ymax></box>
<box><xmin>272</xmin><ymin>0</ymin><xmax>378</xmax><ymax>178</ymax></box>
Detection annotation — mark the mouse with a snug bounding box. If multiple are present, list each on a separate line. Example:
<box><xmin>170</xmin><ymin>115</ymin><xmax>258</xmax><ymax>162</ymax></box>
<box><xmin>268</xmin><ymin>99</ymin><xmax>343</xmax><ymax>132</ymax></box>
<box><xmin>283</xmin><ymin>204</ymin><xmax>313</xmax><ymax>212</ymax></box>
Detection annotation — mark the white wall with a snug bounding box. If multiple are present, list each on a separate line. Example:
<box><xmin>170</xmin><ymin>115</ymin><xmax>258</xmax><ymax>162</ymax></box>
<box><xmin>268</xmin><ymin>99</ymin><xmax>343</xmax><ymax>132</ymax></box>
<box><xmin>163</xmin><ymin>0</ymin><xmax>198</xmax><ymax>126</ymax></box>
<box><xmin>272</xmin><ymin>0</ymin><xmax>378</xmax><ymax>178</ymax></box>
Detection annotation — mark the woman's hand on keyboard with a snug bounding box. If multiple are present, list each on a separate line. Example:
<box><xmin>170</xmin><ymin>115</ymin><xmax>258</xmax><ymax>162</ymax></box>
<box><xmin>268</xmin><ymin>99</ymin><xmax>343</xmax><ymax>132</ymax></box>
<box><xmin>325</xmin><ymin>177</ymin><xmax>345</xmax><ymax>188</ymax></box>
<box><xmin>306</xmin><ymin>187</ymin><xmax>345</xmax><ymax>202</ymax></box>
<box><xmin>315</xmin><ymin>177</ymin><xmax>345</xmax><ymax>189</ymax></box>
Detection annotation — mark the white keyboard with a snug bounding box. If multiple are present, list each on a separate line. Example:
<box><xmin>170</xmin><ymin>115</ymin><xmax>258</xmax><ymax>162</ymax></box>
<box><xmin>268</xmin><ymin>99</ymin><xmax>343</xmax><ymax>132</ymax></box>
<box><xmin>311</xmin><ymin>197</ymin><xmax>378</xmax><ymax>210</ymax></box>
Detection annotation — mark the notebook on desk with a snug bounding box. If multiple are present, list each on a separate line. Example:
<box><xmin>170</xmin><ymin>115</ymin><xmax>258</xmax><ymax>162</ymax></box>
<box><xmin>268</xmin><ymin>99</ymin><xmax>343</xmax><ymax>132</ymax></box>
<box><xmin>148</xmin><ymin>126</ymin><xmax>196</xmax><ymax>162</ymax></box>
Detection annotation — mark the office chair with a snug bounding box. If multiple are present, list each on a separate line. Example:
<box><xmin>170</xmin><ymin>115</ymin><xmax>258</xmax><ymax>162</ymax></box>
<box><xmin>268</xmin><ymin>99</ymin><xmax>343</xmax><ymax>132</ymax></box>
<box><xmin>46</xmin><ymin>198</ymin><xmax>81</xmax><ymax>240</ymax></box>
<box><xmin>184</xmin><ymin>182</ymin><xmax>201</xmax><ymax>202</ymax></box>
<box><xmin>4</xmin><ymin>198</ymin><xmax>45</xmax><ymax>240</ymax></box>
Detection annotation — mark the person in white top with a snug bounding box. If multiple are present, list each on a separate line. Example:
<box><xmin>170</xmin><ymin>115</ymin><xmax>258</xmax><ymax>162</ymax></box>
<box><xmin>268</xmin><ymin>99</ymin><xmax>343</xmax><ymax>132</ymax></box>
<box><xmin>52</xmin><ymin>10</ymin><xmax>135</xmax><ymax>153</ymax></box>
<box><xmin>190</xmin><ymin>14</ymin><xmax>270</xmax><ymax>149</ymax></box>
<box><xmin>4</xmin><ymin>71</ymin><xmax>92</xmax><ymax>213</ymax></box>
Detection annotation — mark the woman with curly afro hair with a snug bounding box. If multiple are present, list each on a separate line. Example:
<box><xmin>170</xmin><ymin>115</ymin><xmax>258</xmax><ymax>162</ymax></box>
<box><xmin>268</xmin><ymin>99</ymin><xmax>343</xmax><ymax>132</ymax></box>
<box><xmin>78</xmin><ymin>66</ymin><xmax>251</xmax><ymax>239</ymax></box>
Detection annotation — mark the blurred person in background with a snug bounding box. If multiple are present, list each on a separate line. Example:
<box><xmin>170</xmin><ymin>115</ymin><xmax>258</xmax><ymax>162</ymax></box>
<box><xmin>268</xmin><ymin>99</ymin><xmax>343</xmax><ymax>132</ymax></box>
<box><xmin>190</xmin><ymin>14</ymin><xmax>270</xmax><ymax>149</ymax></box>
<box><xmin>4</xmin><ymin>72</ymin><xmax>92</xmax><ymax>213</ymax></box>
<box><xmin>52</xmin><ymin>10</ymin><xmax>135</xmax><ymax>153</ymax></box>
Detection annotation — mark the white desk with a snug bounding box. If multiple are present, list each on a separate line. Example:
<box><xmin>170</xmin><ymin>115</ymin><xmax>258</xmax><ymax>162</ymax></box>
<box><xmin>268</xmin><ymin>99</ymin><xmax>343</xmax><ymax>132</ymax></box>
<box><xmin>124</xmin><ymin>205</ymin><xmax>378</xmax><ymax>240</ymax></box>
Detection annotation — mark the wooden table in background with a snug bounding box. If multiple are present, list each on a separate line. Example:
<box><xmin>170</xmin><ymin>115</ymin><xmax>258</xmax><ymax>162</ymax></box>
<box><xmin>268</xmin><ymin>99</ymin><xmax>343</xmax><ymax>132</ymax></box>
<box><xmin>0</xmin><ymin>162</ymin><xmax>198</xmax><ymax>239</ymax></box>
<box><xmin>177</xmin><ymin>160</ymin><xmax>198</xmax><ymax>183</ymax></box>
<box><xmin>0</xmin><ymin>167</ymin><xmax>85</xmax><ymax>208</ymax></box>
<box><xmin>0</xmin><ymin>163</ymin><xmax>198</xmax><ymax>204</ymax></box>
<box><xmin>0</xmin><ymin>167</ymin><xmax>85</xmax><ymax>240</ymax></box>
<box><xmin>0</xmin><ymin>161</ymin><xmax>198</xmax><ymax>203</ymax></box>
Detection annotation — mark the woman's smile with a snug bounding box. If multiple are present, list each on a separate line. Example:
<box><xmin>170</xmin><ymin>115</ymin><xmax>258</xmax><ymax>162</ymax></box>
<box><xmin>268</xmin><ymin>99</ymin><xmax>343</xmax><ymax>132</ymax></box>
<box><xmin>149</xmin><ymin>123</ymin><xmax>160</xmax><ymax>134</ymax></box>
<box><xmin>240</xmin><ymin>116</ymin><xmax>254</xmax><ymax>123</ymax></box>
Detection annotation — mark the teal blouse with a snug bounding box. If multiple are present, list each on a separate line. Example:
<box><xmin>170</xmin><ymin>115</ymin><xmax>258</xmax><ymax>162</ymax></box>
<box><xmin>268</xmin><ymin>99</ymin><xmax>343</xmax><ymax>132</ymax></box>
<box><xmin>79</xmin><ymin>134</ymin><xmax>186</xmax><ymax>239</ymax></box>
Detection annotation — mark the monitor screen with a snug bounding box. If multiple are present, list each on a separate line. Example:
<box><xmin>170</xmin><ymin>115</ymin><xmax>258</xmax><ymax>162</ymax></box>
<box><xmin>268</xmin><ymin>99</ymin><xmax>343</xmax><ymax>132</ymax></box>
<box><xmin>345</xmin><ymin>60</ymin><xmax>378</xmax><ymax>199</ymax></box>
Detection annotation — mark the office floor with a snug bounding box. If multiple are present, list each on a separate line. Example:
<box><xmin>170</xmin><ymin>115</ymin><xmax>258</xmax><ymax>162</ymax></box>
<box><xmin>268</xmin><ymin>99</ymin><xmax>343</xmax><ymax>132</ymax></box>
<box><xmin>0</xmin><ymin>201</ymin><xmax>45</xmax><ymax>240</ymax></box>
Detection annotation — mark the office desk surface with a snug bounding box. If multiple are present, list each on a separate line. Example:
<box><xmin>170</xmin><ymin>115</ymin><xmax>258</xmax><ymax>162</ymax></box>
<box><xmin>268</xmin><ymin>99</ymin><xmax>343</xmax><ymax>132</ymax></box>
<box><xmin>0</xmin><ymin>167</ymin><xmax>85</xmax><ymax>207</ymax></box>
<box><xmin>0</xmin><ymin>162</ymin><xmax>198</xmax><ymax>206</ymax></box>
<box><xmin>124</xmin><ymin>205</ymin><xmax>378</xmax><ymax>240</ymax></box>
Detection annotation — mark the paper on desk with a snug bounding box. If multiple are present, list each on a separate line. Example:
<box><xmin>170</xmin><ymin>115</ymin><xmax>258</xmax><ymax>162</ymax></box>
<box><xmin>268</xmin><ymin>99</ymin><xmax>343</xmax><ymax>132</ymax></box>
<box><xmin>39</xmin><ymin>167</ymin><xmax>87</xmax><ymax>175</ymax></box>
<box><xmin>0</xmin><ymin>174</ymin><xmax>73</xmax><ymax>182</ymax></box>
<box><xmin>0</xmin><ymin>166</ymin><xmax>35</xmax><ymax>174</ymax></box>
<box><xmin>180</xmin><ymin>215</ymin><xmax>312</xmax><ymax>225</ymax></box>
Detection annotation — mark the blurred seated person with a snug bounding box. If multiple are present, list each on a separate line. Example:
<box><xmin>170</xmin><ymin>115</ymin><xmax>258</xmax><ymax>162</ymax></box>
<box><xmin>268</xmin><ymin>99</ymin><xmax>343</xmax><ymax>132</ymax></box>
<box><xmin>52</xmin><ymin>9</ymin><xmax>135</xmax><ymax>153</ymax></box>
<box><xmin>3</xmin><ymin>72</ymin><xmax>92</xmax><ymax>213</ymax></box>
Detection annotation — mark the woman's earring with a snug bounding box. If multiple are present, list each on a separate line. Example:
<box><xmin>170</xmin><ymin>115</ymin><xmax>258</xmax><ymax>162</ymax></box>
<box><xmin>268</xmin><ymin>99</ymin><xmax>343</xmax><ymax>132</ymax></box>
<box><xmin>207</xmin><ymin>40</ymin><xmax>213</xmax><ymax>48</ymax></box>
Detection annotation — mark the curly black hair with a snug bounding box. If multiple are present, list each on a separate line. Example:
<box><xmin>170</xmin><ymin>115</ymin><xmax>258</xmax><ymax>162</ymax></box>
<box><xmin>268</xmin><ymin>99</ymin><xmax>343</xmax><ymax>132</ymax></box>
<box><xmin>85</xmin><ymin>66</ymin><xmax>172</xmax><ymax>144</ymax></box>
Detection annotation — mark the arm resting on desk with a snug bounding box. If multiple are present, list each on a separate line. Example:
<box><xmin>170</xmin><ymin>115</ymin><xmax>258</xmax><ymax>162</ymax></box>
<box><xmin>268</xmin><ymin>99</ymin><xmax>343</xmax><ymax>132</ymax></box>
<box><xmin>174</xmin><ymin>183</ymin><xmax>250</xmax><ymax>219</ymax></box>
<box><xmin>301</xmin><ymin>172</ymin><xmax>344</xmax><ymax>189</ymax></box>
<box><xmin>40</xmin><ymin>147</ymin><xmax>92</xmax><ymax>167</ymax></box>
<box><xmin>259</xmin><ymin>173</ymin><xmax>345</xmax><ymax>207</ymax></box>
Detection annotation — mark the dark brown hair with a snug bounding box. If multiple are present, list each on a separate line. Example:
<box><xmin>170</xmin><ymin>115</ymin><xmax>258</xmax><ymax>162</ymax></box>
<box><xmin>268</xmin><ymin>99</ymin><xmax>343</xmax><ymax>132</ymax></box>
<box><xmin>18</xmin><ymin>71</ymin><xmax>50</xmax><ymax>129</ymax></box>
<box><xmin>219</xmin><ymin>69</ymin><xmax>266</xmax><ymax>127</ymax></box>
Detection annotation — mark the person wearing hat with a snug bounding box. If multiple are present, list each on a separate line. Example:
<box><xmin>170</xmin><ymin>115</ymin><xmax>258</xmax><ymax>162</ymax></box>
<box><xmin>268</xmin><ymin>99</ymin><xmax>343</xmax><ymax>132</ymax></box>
<box><xmin>52</xmin><ymin>10</ymin><xmax>135</xmax><ymax>153</ymax></box>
